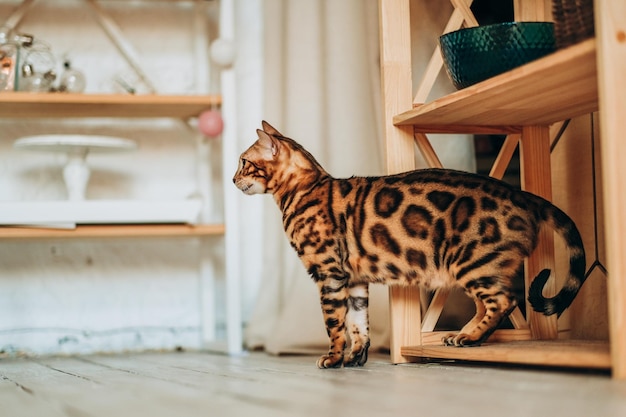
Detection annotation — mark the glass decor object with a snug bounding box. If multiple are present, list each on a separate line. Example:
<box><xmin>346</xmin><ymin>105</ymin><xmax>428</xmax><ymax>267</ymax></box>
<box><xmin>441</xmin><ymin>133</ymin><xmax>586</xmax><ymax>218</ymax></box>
<box><xmin>58</xmin><ymin>59</ymin><xmax>86</xmax><ymax>93</ymax></box>
<box><xmin>0</xmin><ymin>42</ymin><xmax>18</xmax><ymax>90</ymax></box>
<box><xmin>439</xmin><ymin>22</ymin><xmax>556</xmax><ymax>89</ymax></box>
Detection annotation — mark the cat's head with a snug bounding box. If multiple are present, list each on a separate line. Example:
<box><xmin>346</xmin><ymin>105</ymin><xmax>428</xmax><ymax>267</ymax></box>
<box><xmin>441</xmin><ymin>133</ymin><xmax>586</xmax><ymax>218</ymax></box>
<box><xmin>232</xmin><ymin>121</ymin><xmax>288</xmax><ymax>195</ymax></box>
<box><xmin>233</xmin><ymin>121</ymin><xmax>327</xmax><ymax>196</ymax></box>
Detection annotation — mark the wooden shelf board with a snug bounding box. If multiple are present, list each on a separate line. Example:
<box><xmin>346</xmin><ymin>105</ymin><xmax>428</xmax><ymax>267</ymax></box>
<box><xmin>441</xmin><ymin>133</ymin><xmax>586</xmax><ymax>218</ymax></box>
<box><xmin>0</xmin><ymin>93</ymin><xmax>221</xmax><ymax>119</ymax></box>
<box><xmin>0</xmin><ymin>224</ymin><xmax>225</xmax><ymax>239</ymax></box>
<box><xmin>421</xmin><ymin>329</ymin><xmax>532</xmax><ymax>345</ymax></box>
<box><xmin>401</xmin><ymin>340</ymin><xmax>610</xmax><ymax>370</ymax></box>
<box><xmin>395</xmin><ymin>39</ymin><xmax>598</xmax><ymax>132</ymax></box>
<box><xmin>412</xmin><ymin>125</ymin><xmax>522</xmax><ymax>135</ymax></box>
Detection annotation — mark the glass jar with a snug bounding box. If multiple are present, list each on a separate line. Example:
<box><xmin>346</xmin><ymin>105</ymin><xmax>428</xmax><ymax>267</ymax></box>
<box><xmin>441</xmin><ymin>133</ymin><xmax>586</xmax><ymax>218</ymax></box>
<box><xmin>58</xmin><ymin>60</ymin><xmax>86</xmax><ymax>93</ymax></box>
<box><xmin>0</xmin><ymin>25</ymin><xmax>34</xmax><ymax>91</ymax></box>
<box><xmin>0</xmin><ymin>42</ymin><xmax>18</xmax><ymax>91</ymax></box>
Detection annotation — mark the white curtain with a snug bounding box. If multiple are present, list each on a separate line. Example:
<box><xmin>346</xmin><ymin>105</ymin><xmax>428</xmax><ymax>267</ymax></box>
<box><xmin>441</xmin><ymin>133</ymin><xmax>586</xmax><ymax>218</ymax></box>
<box><xmin>243</xmin><ymin>0</ymin><xmax>475</xmax><ymax>354</ymax></box>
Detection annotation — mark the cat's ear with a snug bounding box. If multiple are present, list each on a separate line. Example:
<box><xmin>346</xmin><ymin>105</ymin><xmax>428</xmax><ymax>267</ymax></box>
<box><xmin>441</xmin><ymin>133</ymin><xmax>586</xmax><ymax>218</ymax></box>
<box><xmin>256</xmin><ymin>129</ymin><xmax>280</xmax><ymax>159</ymax></box>
<box><xmin>261</xmin><ymin>120</ymin><xmax>283</xmax><ymax>137</ymax></box>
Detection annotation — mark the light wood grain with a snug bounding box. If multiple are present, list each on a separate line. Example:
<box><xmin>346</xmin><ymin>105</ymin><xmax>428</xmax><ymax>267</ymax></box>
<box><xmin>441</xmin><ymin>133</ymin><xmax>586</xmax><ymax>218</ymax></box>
<box><xmin>489</xmin><ymin>134</ymin><xmax>520</xmax><ymax>179</ymax></box>
<box><xmin>450</xmin><ymin>0</ymin><xmax>478</xmax><ymax>27</ymax></box>
<box><xmin>0</xmin><ymin>93</ymin><xmax>221</xmax><ymax>119</ymax></box>
<box><xmin>379</xmin><ymin>0</ymin><xmax>423</xmax><ymax>364</ymax></box>
<box><xmin>388</xmin><ymin>286</ymin><xmax>422</xmax><ymax>364</ymax></box>
<box><xmin>420</xmin><ymin>288</ymin><xmax>450</xmax><ymax>332</ymax></box>
<box><xmin>519</xmin><ymin>126</ymin><xmax>558</xmax><ymax>340</ymax></box>
<box><xmin>379</xmin><ymin>0</ymin><xmax>415</xmax><ymax>174</ymax></box>
<box><xmin>420</xmin><ymin>329</ymin><xmax>533</xmax><ymax>346</ymax></box>
<box><xmin>1</xmin><ymin>351</ymin><xmax>622</xmax><ymax>416</ymax></box>
<box><xmin>0</xmin><ymin>224</ymin><xmax>225</xmax><ymax>239</ymax></box>
<box><xmin>513</xmin><ymin>0</ymin><xmax>551</xmax><ymax>21</ymax></box>
<box><xmin>551</xmin><ymin>115</ymin><xmax>609</xmax><ymax>341</ymax></box>
<box><xmin>595</xmin><ymin>0</ymin><xmax>626</xmax><ymax>380</ymax></box>
<box><xmin>395</xmin><ymin>39</ymin><xmax>597</xmax><ymax>130</ymax></box>
<box><xmin>509</xmin><ymin>307</ymin><xmax>530</xmax><ymax>330</ymax></box>
<box><xmin>413</xmin><ymin>132</ymin><xmax>443</xmax><ymax>168</ymax></box>
<box><xmin>402</xmin><ymin>340</ymin><xmax>611</xmax><ymax>369</ymax></box>
<box><xmin>413</xmin><ymin>124</ymin><xmax>521</xmax><ymax>134</ymax></box>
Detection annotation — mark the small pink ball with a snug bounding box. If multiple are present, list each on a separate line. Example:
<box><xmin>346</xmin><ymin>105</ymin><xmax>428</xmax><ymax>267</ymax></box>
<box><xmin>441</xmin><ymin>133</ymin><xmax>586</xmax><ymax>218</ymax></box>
<box><xmin>198</xmin><ymin>110</ymin><xmax>224</xmax><ymax>137</ymax></box>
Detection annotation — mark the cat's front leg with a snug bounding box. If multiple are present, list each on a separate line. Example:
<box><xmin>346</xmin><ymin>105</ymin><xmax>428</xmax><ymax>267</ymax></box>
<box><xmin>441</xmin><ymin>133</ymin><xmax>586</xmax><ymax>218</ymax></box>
<box><xmin>344</xmin><ymin>283</ymin><xmax>370</xmax><ymax>367</ymax></box>
<box><xmin>315</xmin><ymin>276</ymin><xmax>349</xmax><ymax>369</ymax></box>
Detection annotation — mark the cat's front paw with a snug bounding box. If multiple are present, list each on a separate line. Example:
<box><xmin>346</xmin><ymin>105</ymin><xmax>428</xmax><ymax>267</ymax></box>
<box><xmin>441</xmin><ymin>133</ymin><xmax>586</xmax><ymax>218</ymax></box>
<box><xmin>316</xmin><ymin>354</ymin><xmax>344</xmax><ymax>369</ymax></box>
<box><xmin>343</xmin><ymin>342</ymin><xmax>370</xmax><ymax>367</ymax></box>
<box><xmin>442</xmin><ymin>333</ymin><xmax>482</xmax><ymax>347</ymax></box>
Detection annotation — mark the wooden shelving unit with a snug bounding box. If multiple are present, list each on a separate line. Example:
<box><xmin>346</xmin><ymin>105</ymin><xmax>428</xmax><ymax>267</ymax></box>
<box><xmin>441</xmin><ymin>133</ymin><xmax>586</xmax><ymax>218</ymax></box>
<box><xmin>379</xmin><ymin>0</ymin><xmax>625</xmax><ymax>378</ymax></box>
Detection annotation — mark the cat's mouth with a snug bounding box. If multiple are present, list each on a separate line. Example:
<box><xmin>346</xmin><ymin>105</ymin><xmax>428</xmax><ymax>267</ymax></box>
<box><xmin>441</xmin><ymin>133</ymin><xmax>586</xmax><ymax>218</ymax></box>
<box><xmin>234</xmin><ymin>178</ymin><xmax>265</xmax><ymax>195</ymax></box>
<box><xmin>236</xmin><ymin>182</ymin><xmax>254</xmax><ymax>194</ymax></box>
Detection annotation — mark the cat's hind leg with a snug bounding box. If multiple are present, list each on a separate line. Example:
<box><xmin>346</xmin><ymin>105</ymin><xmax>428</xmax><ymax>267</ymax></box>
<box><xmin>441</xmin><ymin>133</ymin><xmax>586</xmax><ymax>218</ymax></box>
<box><xmin>445</xmin><ymin>275</ymin><xmax>517</xmax><ymax>347</ymax></box>
<box><xmin>344</xmin><ymin>283</ymin><xmax>370</xmax><ymax>367</ymax></box>
<box><xmin>442</xmin><ymin>296</ymin><xmax>485</xmax><ymax>346</ymax></box>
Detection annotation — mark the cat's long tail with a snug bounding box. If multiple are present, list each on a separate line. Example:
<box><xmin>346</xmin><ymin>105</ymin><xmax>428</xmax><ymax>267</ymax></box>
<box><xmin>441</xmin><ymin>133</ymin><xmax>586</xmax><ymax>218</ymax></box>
<box><xmin>527</xmin><ymin>205</ymin><xmax>587</xmax><ymax>317</ymax></box>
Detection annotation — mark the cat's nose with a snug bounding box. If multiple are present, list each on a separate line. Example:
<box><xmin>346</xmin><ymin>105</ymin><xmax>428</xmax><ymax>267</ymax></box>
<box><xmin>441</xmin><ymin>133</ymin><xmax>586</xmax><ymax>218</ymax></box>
<box><xmin>232</xmin><ymin>177</ymin><xmax>236</xmax><ymax>184</ymax></box>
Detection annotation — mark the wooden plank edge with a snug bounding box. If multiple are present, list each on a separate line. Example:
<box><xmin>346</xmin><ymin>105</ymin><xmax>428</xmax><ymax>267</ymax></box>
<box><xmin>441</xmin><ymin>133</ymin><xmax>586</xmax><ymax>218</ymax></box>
<box><xmin>0</xmin><ymin>92</ymin><xmax>223</xmax><ymax>106</ymax></box>
<box><xmin>400</xmin><ymin>340</ymin><xmax>611</xmax><ymax>369</ymax></box>
<box><xmin>0</xmin><ymin>93</ymin><xmax>222</xmax><ymax>118</ymax></box>
<box><xmin>0</xmin><ymin>224</ymin><xmax>225</xmax><ymax>239</ymax></box>
<box><xmin>420</xmin><ymin>329</ymin><xmax>532</xmax><ymax>345</ymax></box>
<box><xmin>413</xmin><ymin>125</ymin><xmax>522</xmax><ymax>134</ymax></box>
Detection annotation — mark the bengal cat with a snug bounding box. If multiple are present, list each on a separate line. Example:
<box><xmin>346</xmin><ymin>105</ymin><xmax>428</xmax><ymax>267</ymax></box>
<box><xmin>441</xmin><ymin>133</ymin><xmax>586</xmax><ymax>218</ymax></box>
<box><xmin>233</xmin><ymin>121</ymin><xmax>587</xmax><ymax>369</ymax></box>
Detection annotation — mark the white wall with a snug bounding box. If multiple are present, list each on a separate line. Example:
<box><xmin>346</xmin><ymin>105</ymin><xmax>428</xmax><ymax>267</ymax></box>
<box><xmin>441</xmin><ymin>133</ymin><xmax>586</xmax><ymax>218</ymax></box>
<box><xmin>0</xmin><ymin>0</ymin><xmax>264</xmax><ymax>355</ymax></box>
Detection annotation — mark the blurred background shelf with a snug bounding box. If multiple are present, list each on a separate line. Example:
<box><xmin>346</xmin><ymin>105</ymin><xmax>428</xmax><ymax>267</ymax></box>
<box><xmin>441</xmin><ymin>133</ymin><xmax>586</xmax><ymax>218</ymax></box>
<box><xmin>0</xmin><ymin>92</ymin><xmax>221</xmax><ymax>119</ymax></box>
<box><xmin>0</xmin><ymin>199</ymin><xmax>203</xmax><ymax>225</ymax></box>
<box><xmin>0</xmin><ymin>223</ymin><xmax>225</xmax><ymax>239</ymax></box>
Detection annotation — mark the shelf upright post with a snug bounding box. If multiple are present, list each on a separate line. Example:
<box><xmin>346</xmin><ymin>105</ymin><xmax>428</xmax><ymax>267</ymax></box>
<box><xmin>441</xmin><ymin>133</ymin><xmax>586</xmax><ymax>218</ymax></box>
<box><xmin>595</xmin><ymin>0</ymin><xmax>626</xmax><ymax>379</ymax></box>
<box><xmin>514</xmin><ymin>0</ymin><xmax>558</xmax><ymax>341</ymax></box>
<box><xmin>519</xmin><ymin>126</ymin><xmax>558</xmax><ymax>339</ymax></box>
<box><xmin>378</xmin><ymin>0</ymin><xmax>422</xmax><ymax>364</ymax></box>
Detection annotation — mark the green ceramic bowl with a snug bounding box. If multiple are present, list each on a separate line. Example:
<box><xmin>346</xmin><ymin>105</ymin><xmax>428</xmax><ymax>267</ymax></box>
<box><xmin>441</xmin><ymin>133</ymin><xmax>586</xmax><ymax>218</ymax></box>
<box><xmin>439</xmin><ymin>22</ymin><xmax>556</xmax><ymax>89</ymax></box>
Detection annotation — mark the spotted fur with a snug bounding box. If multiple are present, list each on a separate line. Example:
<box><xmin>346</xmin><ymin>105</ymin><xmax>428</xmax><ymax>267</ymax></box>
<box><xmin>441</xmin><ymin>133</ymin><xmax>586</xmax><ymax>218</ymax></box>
<box><xmin>233</xmin><ymin>121</ymin><xmax>587</xmax><ymax>369</ymax></box>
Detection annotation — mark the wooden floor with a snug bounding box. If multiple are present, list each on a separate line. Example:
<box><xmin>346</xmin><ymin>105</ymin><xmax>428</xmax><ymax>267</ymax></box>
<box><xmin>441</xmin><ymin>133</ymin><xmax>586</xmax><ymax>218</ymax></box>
<box><xmin>1</xmin><ymin>350</ymin><xmax>625</xmax><ymax>417</ymax></box>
